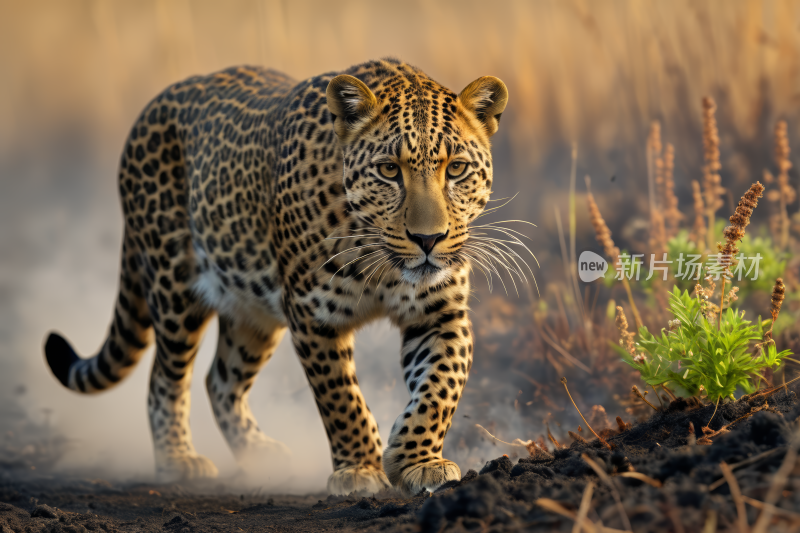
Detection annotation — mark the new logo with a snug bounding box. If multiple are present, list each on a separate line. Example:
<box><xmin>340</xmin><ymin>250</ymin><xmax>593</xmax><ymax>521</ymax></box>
<box><xmin>578</xmin><ymin>251</ymin><xmax>608</xmax><ymax>282</ymax></box>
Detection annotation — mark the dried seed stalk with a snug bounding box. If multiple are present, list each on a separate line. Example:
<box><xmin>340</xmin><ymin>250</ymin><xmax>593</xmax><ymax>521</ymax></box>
<box><xmin>648</xmin><ymin>121</ymin><xmax>664</xmax><ymax>209</ymax></box>
<box><xmin>765</xmin><ymin>278</ymin><xmax>785</xmax><ymax>342</ymax></box>
<box><xmin>587</xmin><ymin>192</ymin><xmax>642</xmax><ymax>328</ymax></box>
<box><xmin>649</xmin><ymin>209</ymin><xmax>667</xmax><ymax>255</ymax></box>
<box><xmin>717</xmin><ymin>181</ymin><xmax>765</xmax><ymax>327</ymax></box>
<box><xmin>702</xmin><ymin>97</ymin><xmax>725</xmax><ymax>253</ymax></box>
<box><xmin>775</xmin><ymin>121</ymin><xmax>794</xmax><ymax>250</ymax></box>
<box><xmin>663</xmin><ymin>143</ymin><xmax>682</xmax><ymax>238</ymax></box>
<box><xmin>691</xmin><ymin>180</ymin><xmax>707</xmax><ymax>246</ymax></box>
<box><xmin>615</xmin><ymin>306</ymin><xmax>637</xmax><ymax>356</ymax></box>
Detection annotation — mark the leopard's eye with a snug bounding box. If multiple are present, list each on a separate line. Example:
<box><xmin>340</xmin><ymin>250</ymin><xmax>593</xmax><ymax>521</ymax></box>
<box><xmin>447</xmin><ymin>161</ymin><xmax>469</xmax><ymax>179</ymax></box>
<box><xmin>378</xmin><ymin>163</ymin><xmax>400</xmax><ymax>180</ymax></box>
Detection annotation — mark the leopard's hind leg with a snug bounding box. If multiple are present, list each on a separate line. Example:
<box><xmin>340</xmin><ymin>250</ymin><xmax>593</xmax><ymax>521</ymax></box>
<box><xmin>144</xmin><ymin>254</ymin><xmax>217</xmax><ymax>481</ymax></box>
<box><xmin>206</xmin><ymin>316</ymin><xmax>289</xmax><ymax>465</ymax></box>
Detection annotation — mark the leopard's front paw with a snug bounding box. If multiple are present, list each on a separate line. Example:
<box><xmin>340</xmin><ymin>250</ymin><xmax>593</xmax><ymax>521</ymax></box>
<box><xmin>327</xmin><ymin>464</ymin><xmax>391</xmax><ymax>496</ymax></box>
<box><xmin>393</xmin><ymin>458</ymin><xmax>461</xmax><ymax>497</ymax></box>
<box><xmin>155</xmin><ymin>453</ymin><xmax>219</xmax><ymax>482</ymax></box>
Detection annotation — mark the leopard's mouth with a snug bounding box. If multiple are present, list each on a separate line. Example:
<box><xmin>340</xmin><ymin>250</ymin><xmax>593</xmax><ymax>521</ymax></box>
<box><xmin>397</xmin><ymin>252</ymin><xmax>466</xmax><ymax>286</ymax></box>
<box><xmin>404</xmin><ymin>262</ymin><xmax>441</xmax><ymax>276</ymax></box>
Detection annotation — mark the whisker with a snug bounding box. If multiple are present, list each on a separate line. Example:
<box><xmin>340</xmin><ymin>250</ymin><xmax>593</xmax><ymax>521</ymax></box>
<box><xmin>358</xmin><ymin>255</ymin><xmax>393</xmax><ymax>304</ymax></box>
<box><xmin>460</xmin><ymin>251</ymin><xmax>493</xmax><ymax>292</ymax></box>
<box><xmin>464</xmin><ymin>252</ymin><xmax>494</xmax><ymax>292</ymax></box>
<box><xmin>325</xmin><ymin>225</ymin><xmax>380</xmax><ymax>240</ymax></box>
<box><xmin>486</xmin><ymin>196</ymin><xmax>514</xmax><ymax>203</ymax></box>
<box><xmin>325</xmin><ymin>234</ymin><xmax>381</xmax><ymax>240</ymax></box>
<box><xmin>471</xmin><ymin>224</ymin><xmax>534</xmax><ymax>241</ymax></box>
<box><xmin>472</xmin><ymin>192</ymin><xmax>520</xmax><ymax>220</ymax></box>
<box><xmin>462</xmin><ymin>246</ymin><xmax>510</xmax><ymax>294</ymax></box>
<box><xmin>469</xmin><ymin>228</ymin><xmax>540</xmax><ymax>268</ymax></box>
<box><xmin>376</xmin><ymin>258</ymin><xmax>398</xmax><ymax>286</ymax></box>
<box><xmin>461</xmin><ymin>245</ymin><xmax>502</xmax><ymax>276</ymax></box>
<box><xmin>476</xmin><ymin>238</ymin><xmax>540</xmax><ymax>296</ymax></box>
<box><xmin>328</xmin><ymin>248</ymin><xmax>386</xmax><ymax>281</ymax></box>
<box><xmin>467</xmin><ymin>243</ymin><xmax>521</xmax><ymax>295</ymax></box>
<box><xmin>471</xmin><ymin>252</ymin><xmax>508</xmax><ymax>295</ymax></box>
<box><xmin>466</xmin><ymin>239</ymin><xmax>531</xmax><ymax>294</ymax></box>
<box><xmin>470</xmin><ymin>241</ymin><xmax>528</xmax><ymax>295</ymax></box>
<box><xmin>318</xmin><ymin>243</ymin><xmax>385</xmax><ymax>271</ymax></box>
<box><xmin>343</xmin><ymin>252</ymin><xmax>389</xmax><ymax>290</ymax></box>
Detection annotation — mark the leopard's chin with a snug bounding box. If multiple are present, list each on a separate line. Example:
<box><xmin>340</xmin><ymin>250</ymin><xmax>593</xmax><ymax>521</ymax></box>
<box><xmin>401</xmin><ymin>261</ymin><xmax>450</xmax><ymax>286</ymax></box>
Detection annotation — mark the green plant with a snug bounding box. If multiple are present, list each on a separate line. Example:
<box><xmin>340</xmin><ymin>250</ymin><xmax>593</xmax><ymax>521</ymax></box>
<box><xmin>665</xmin><ymin>230</ymin><xmax>701</xmax><ymax>292</ymax></box>
<box><xmin>614</xmin><ymin>286</ymin><xmax>792</xmax><ymax>402</ymax></box>
<box><xmin>738</xmin><ymin>231</ymin><xmax>787</xmax><ymax>295</ymax></box>
<box><xmin>663</xmin><ymin>224</ymin><xmax>788</xmax><ymax>298</ymax></box>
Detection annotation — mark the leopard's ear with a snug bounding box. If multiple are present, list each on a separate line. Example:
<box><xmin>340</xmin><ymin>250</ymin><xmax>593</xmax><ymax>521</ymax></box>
<box><xmin>458</xmin><ymin>76</ymin><xmax>508</xmax><ymax>137</ymax></box>
<box><xmin>326</xmin><ymin>75</ymin><xmax>378</xmax><ymax>143</ymax></box>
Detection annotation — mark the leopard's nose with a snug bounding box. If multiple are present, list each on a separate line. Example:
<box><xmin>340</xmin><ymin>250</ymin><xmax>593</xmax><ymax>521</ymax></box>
<box><xmin>406</xmin><ymin>230</ymin><xmax>448</xmax><ymax>255</ymax></box>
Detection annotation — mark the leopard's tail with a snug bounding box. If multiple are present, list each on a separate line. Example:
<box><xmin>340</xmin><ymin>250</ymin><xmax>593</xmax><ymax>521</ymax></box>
<box><xmin>45</xmin><ymin>240</ymin><xmax>154</xmax><ymax>393</ymax></box>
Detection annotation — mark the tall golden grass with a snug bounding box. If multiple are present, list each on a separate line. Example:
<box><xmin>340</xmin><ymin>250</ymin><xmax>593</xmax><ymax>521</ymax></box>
<box><xmin>1</xmin><ymin>0</ymin><xmax>799</xmax><ymax>176</ymax></box>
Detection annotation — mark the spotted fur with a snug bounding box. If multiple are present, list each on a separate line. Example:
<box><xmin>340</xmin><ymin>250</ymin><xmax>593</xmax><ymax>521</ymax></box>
<box><xmin>44</xmin><ymin>58</ymin><xmax>509</xmax><ymax>496</ymax></box>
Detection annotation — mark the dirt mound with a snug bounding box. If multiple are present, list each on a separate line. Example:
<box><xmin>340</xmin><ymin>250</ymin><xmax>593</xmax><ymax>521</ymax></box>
<box><xmin>417</xmin><ymin>387</ymin><xmax>800</xmax><ymax>532</ymax></box>
<box><xmin>1</xmin><ymin>388</ymin><xmax>798</xmax><ymax>532</ymax></box>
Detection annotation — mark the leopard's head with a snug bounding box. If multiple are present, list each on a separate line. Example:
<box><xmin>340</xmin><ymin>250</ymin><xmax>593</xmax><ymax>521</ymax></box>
<box><xmin>326</xmin><ymin>63</ymin><xmax>508</xmax><ymax>286</ymax></box>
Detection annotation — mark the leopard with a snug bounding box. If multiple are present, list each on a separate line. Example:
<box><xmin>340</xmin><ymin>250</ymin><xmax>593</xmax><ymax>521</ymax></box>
<box><xmin>44</xmin><ymin>58</ymin><xmax>509</xmax><ymax>497</ymax></box>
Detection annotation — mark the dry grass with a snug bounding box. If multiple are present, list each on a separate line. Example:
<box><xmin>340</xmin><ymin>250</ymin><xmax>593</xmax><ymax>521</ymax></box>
<box><xmin>2</xmin><ymin>0</ymin><xmax>800</xmax><ymax>180</ymax></box>
<box><xmin>766</xmin><ymin>121</ymin><xmax>795</xmax><ymax>250</ymax></box>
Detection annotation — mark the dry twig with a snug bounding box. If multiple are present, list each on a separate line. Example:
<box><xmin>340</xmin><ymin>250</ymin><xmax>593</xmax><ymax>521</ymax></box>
<box><xmin>474</xmin><ymin>424</ymin><xmax>552</xmax><ymax>458</ymax></box>
<box><xmin>631</xmin><ymin>385</ymin><xmax>658</xmax><ymax>411</ymax></box>
<box><xmin>719</xmin><ymin>461</ymin><xmax>750</xmax><ymax>533</ymax></box>
<box><xmin>562</xmin><ymin>378</ymin><xmax>612</xmax><ymax>448</ymax></box>
<box><xmin>752</xmin><ymin>431</ymin><xmax>800</xmax><ymax>533</ymax></box>
<box><xmin>573</xmin><ymin>481</ymin><xmax>595</xmax><ymax>533</ymax></box>
<box><xmin>582</xmin><ymin>453</ymin><xmax>632</xmax><ymax>532</ymax></box>
<box><xmin>617</xmin><ymin>472</ymin><xmax>662</xmax><ymax>487</ymax></box>
<box><xmin>742</xmin><ymin>496</ymin><xmax>800</xmax><ymax>521</ymax></box>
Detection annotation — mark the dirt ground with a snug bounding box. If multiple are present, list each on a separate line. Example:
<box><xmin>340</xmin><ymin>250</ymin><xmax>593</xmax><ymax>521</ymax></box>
<box><xmin>2</xmin><ymin>386</ymin><xmax>799</xmax><ymax>532</ymax></box>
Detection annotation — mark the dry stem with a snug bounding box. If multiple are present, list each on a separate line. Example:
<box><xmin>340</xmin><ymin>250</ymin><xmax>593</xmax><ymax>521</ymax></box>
<box><xmin>581</xmin><ymin>454</ymin><xmax>633</xmax><ymax>532</ymax></box>
<box><xmin>587</xmin><ymin>190</ymin><xmax>642</xmax><ymax>328</ymax></box>
<box><xmin>572</xmin><ymin>481</ymin><xmax>595</xmax><ymax>533</ymax></box>
<box><xmin>561</xmin><ymin>377</ymin><xmax>612</xmax><ymax>448</ymax></box>
<box><xmin>702</xmin><ymin>96</ymin><xmax>724</xmax><ymax>253</ymax></box>
<box><xmin>743</xmin><ymin>496</ymin><xmax>800</xmax><ymax>521</ymax></box>
<box><xmin>717</xmin><ymin>181</ymin><xmax>765</xmax><ymax>327</ymax></box>
<box><xmin>691</xmin><ymin>180</ymin><xmax>707</xmax><ymax>246</ymax></box>
<box><xmin>546</xmin><ymin>422</ymin><xmax>563</xmax><ymax>449</ymax></box>
<box><xmin>631</xmin><ymin>385</ymin><xmax>658</xmax><ymax>411</ymax></box>
<box><xmin>720</xmin><ymin>461</ymin><xmax>750</xmax><ymax>533</ymax></box>
<box><xmin>614</xmin><ymin>306</ymin><xmax>637</xmax><ymax>356</ymax></box>
<box><xmin>765</xmin><ymin>278</ymin><xmax>785</xmax><ymax>342</ymax></box>
<box><xmin>752</xmin><ymin>431</ymin><xmax>800</xmax><ymax>533</ymax></box>
<box><xmin>663</xmin><ymin>143</ymin><xmax>682</xmax><ymax>238</ymax></box>
<box><xmin>774</xmin><ymin>121</ymin><xmax>794</xmax><ymax>250</ymax></box>
<box><xmin>708</xmin><ymin>447</ymin><xmax>783</xmax><ymax>491</ymax></box>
